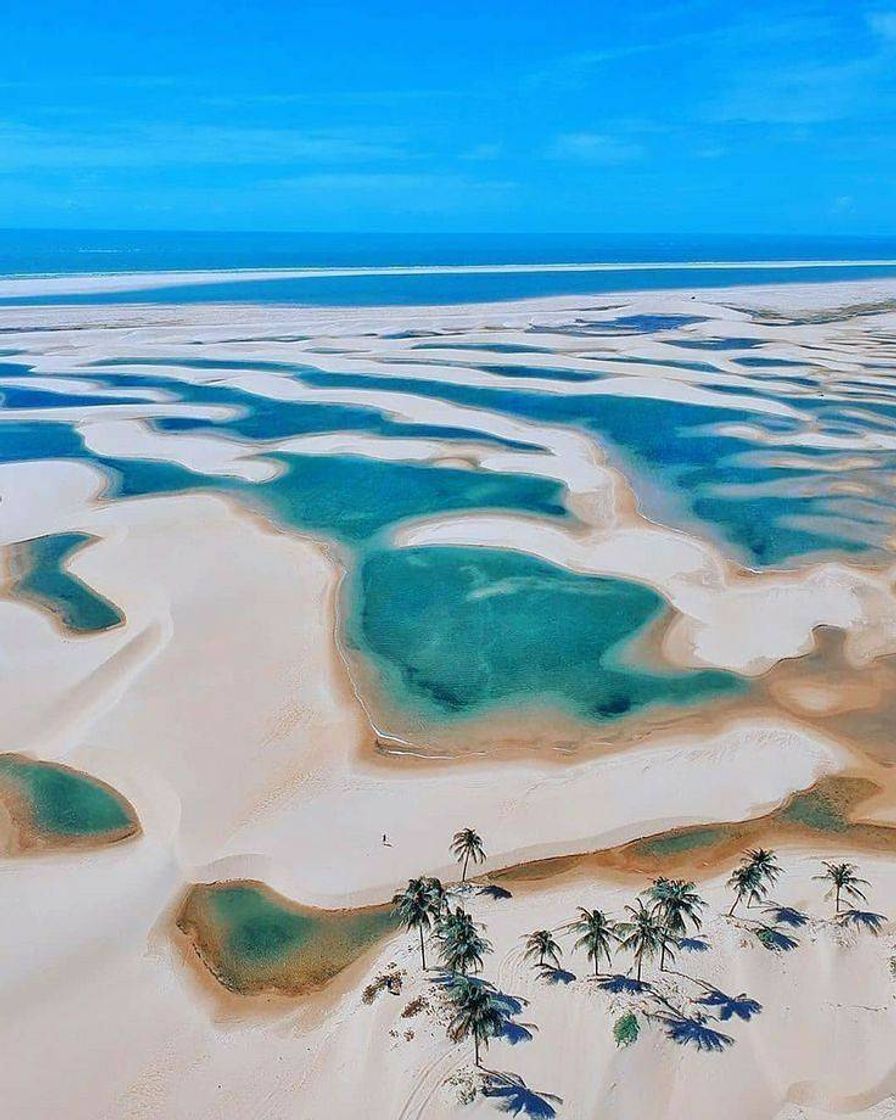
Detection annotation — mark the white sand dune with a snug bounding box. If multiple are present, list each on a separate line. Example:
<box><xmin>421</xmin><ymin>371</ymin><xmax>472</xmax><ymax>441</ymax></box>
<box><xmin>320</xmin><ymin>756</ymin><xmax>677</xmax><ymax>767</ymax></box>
<box><xmin>1</xmin><ymin>279</ymin><xmax>896</xmax><ymax>1118</ymax></box>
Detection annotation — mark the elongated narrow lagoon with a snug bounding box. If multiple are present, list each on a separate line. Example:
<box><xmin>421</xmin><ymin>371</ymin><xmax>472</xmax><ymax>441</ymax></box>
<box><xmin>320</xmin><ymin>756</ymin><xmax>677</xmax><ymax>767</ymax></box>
<box><xmin>177</xmin><ymin>881</ymin><xmax>397</xmax><ymax>997</ymax></box>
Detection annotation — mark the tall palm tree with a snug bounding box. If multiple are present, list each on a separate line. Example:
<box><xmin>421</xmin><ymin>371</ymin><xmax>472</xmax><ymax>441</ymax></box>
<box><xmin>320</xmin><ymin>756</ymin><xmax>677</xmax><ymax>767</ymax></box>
<box><xmin>437</xmin><ymin>906</ymin><xmax>492</xmax><ymax>975</ymax></box>
<box><xmin>447</xmin><ymin>978</ymin><xmax>506</xmax><ymax>1067</ymax></box>
<box><xmin>451</xmin><ymin>828</ymin><xmax>486</xmax><ymax>882</ymax></box>
<box><xmin>392</xmin><ymin>877</ymin><xmax>442</xmax><ymax>969</ymax></box>
<box><xmin>746</xmin><ymin>848</ymin><xmax>782</xmax><ymax>893</ymax></box>
<box><xmin>523</xmin><ymin>929</ymin><xmax>562</xmax><ymax>970</ymax></box>
<box><xmin>727</xmin><ymin>861</ymin><xmax>766</xmax><ymax>915</ymax></box>
<box><xmin>571</xmin><ymin>907</ymin><xmax>619</xmax><ymax>976</ymax></box>
<box><xmin>424</xmin><ymin>876</ymin><xmax>448</xmax><ymax>917</ymax></box>
<box><xmin>814</xmin><ymin>861</ymin><xmax>870</xmax><ymax>915</ymax></box>
<box><xmin>617</xmin><ymin>900</ymin><xmax>670</xmax><ymax>982</ymax></box>
<box><xmin>647</xmin><ymin>878</ymin><xmax>706</xmax><ymax>970</ymax></box>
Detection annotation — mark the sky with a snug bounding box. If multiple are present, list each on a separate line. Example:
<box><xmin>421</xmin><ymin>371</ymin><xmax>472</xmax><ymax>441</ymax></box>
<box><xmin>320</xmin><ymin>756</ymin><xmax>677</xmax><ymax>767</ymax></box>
<box><xmin>1</xmin><ymin>0</ymin><xmax>895</xmax><ymax>234</ymax></box>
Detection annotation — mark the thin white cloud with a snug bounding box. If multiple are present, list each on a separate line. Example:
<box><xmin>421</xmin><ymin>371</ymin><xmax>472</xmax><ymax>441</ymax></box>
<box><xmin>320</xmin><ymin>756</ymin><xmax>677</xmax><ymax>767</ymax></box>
<box><xmin>0</xmin><ymin>121</ymin><xmax>414</xmax><ymax>171</ymax></box>
<box><xmin>868</xmin><ymin>11</ymin><xmax>896</xmax><ymax>39</ymax></box>
<box><xmin>547</xmin><ymin>132</ymin><xmax>643</xmax><ymax>165</ymax></box>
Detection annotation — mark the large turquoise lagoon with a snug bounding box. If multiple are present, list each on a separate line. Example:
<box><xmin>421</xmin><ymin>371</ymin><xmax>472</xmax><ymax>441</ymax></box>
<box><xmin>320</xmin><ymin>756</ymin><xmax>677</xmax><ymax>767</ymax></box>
<box><xmin>345</xmin><ymin>546</ymin><xmax>743</xmax><ymax>732</ymax></box>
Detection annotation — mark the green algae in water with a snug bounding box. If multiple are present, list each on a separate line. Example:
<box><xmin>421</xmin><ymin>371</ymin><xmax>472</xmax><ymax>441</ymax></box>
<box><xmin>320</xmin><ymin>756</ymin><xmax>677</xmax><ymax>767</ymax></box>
<box><xmin>11</xmin><ymin>532</ymin><xmax>123</xmax><ymax>633</ymax></box>
<box><xmin>348</xmin><ymin>546</ymin><xmax>744</xmax><ymax>724</ymax></box>
<box><xmin>178</xmin><ymin>881</ymin><xmax>397</xmax><ymax>995</ymax></box>
<box><xmin>0</xmin><ymin>753</ymin><xmax>138</xmax><ymax>847</ymax></box>
<box><xmin>779</xmin><ymin>787</ymin><xmax>850</xmax><ymax>833</ymax></box>
<box><xmin>636</xmin><ymin>827</ymin><xmax>728</xmax><ymax>858</ymax></box>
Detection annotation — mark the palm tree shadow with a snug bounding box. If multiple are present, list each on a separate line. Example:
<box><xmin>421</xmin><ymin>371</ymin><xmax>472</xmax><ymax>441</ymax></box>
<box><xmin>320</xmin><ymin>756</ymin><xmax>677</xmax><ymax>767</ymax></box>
<box><xmin>482</xmin><ymin>1071</ymin><xmax>563</xmax><ymax>1118</ymax></box>
<box><xmin>536</xmin><ymin>964</ymin><xmax>576</xmax><ymax>985</ymax></box>
<box><xmin>696</xmin><ymin>989</ymin><xmax>763</xmax><ymax>1021</ymax></box>
<box><xmin>659</xmin><ymin>1014</ymin><xmax>735</xmax><ymax>1052</ymax></box>
<box><xmin>597</xmin><ymin>973</ymin><xmax>649</xmax><ymax>994</ymax></box>
<box><xmin>479</xmin><ymin>885</ymin><xmax>514</xmax><ymax>901</ymax></box>
<box><xmin>677</xmin><ymin>936</ymin><xmax>711</xmax><ymax>953</ymax></box>
<box><xmin>753</xmin><ymin>925</ymin><xmax>799</xmax><ymax>952</ymax></box>
<box><xmin>499</xmin><ymin>1019</ymin><xmax>538</xmax><ymax>1045</ymax></box>
<box><xmin>764</xmin><ymin>904</ymin><xmax>809</xmax><ymax>928</ymax></box>
<box><xmin>837</xmin><ymin>908</ymin><xmax>889</xmax><ymax>934</ymax></box>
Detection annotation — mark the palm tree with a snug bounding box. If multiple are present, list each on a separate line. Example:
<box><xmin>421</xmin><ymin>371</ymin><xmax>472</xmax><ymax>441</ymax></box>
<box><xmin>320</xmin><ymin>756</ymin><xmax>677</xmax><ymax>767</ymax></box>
<box><xmin>451</xmin><ymin>828</ymin><xmax>486</xmax><ymax>882</ymax></box>
<box><xmin>392</xmin><ymin>877</ymin><xmax>442</xmax><ymax>969</ymax></box>
<box><xmin>447</xmin><ymin>977</ymin><xmax>506</xmax><ymax>1067</ymax></box>
<box><xmin>523</xmin><ymin>929</ymin><xmax>562</xmax><ymax>970</ymax></box>
<box><xmin>814</xmin><ymin>861</ymin><xmax>870</xmax><ymax>915</ymax></box>
<box><xmin>747</xmin><ymin>848</ymin><xmax>782</xmax><ymax>892</ymax></box>
<box><xmin>437</xmin><ymin>906</ymin><xmax>492</xmax><ymax>975</ymax></box>
<box><xmin>617</xmin><ymin>899</ymin><xmax>670</xmax><ymax>982</ymax></box>
<box><xmin>727</xmin><ymin>861</ymin><xmax>766</xmax><ymax>916</ymax></box>
<box><xmin>571</xmin><ymin>907</ymin><xmax>619</xmax><ymax>976</ymax></box>
<box><xmin>647</xmin><ymin>878</ymin><xmax>706</xmax><ymax>970</ymax></box>
<box><xmin>424</xmin><ymin>876</ymin><xmax>448</xmax><ymax>917</ymax></box>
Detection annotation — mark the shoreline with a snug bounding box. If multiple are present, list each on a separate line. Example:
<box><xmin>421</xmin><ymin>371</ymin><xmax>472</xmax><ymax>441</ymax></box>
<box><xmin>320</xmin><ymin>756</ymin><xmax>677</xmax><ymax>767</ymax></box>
<box><xmin>2</xmin><ymin>260</ymin><xmax>896</xmax><ymax>298</ymax></box>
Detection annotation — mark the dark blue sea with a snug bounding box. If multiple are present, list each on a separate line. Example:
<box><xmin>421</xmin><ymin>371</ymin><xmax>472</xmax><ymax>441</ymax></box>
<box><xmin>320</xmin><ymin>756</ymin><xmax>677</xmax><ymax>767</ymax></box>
<box><xmin>2</xmin><ymin>230</ymin><xmax>896</xmax><ymax>306</ymax></box>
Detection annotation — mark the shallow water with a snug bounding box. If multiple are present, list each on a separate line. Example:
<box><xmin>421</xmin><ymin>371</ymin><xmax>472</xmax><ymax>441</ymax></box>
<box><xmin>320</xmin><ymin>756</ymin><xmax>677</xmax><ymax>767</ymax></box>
<box><xmin>0</xmin><ymin>754</ymin><xmax>138</xmax><ymax>845</ymax></box>
<box><xmin>3</xmin><ymin>291</ymin><xmax>896</xmax><ymax>751</ymax></box>
<box><xmin>9</xmin><ymin>533</ymin><xmax>124</xmax><ymax>633</ymax></box>
<box><xmin>177</xmin><ymin>881</ymin><xmax>396</xmax><ymax>995</ymax></box>
<box><xmin>346</xmin><ymin>546</ymin><xmax>743</xmax><ymax>727</ymax></box>
<box><xmin>300</xmin><ymin>369</ymin><xmax>891</xmax><ymax>565</ymax></box>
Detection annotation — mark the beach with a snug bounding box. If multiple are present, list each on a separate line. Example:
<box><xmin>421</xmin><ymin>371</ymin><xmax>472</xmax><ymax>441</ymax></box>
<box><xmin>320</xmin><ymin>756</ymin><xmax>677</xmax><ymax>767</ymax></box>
<box><xmin>2</xmin><ymin>275</ymin><xmax>896</xmax><ymax>1118</ymax></box>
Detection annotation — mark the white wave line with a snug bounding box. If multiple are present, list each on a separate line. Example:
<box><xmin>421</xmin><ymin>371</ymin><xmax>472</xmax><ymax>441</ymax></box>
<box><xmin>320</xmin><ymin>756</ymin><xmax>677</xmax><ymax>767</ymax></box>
<box><xmin>2</xmin><ymin>258</ymin><xmax>896</xmax><ymax>296</ymax></box>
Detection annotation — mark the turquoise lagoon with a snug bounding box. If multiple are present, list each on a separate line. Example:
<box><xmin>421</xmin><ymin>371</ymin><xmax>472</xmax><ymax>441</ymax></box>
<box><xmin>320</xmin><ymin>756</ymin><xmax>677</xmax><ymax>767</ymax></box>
<box><xmin>297</xmin><ymin>369</ymin><xmax>896</xmax><ymax>567</ymax></box>
<box><xmin>18</xmin><ymin>337</ymin><xmax>883</xmax><ymax>746</ymax></box>
<box><xmin>10</xmin><ymin>532</ymin><xmax>123</xmax><ymax>634</ymax></box>
<box><xmin>176</xmin><ymin>881</ymin><xmax>396</xmax><ymax>995</ymax></box>
<box><xmin>0</xmin><ymin>754</ymin><xmax>138</xmax><ymax>848</ymax></box>
<box><xmin>346</xmin><ymin>547</ymin><xmax>743</xmax><ymax>728</ymax></box>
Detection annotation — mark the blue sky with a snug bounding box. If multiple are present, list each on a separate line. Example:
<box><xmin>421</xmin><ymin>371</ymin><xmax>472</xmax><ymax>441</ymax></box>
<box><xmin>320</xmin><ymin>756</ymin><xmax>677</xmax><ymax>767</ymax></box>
<box><xmin>1</xmin><ymin>0</ymin><xmax>895</xmax><ymax>233</ymax></box>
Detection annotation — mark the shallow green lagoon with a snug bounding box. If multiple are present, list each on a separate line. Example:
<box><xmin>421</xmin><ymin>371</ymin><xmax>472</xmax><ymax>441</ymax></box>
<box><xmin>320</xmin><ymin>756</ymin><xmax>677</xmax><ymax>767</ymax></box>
<box><xmin>0</xmin><ymin>753</ymin><xmax>138</xmax><ymax>844</ymax></box>
<box><xmin>11</xmin><ymin>532</ymin><xmax>123</xmax><ymax>633</ymax></box>
<box><xmin>347</xmin><ymin>546</ymin><xmax>743</xmax><ymax>724</ymax></box>
<box><xmin>178</xmin><ymin>881</ymin><xmax>396</xmax><ymax>995</ymax></box>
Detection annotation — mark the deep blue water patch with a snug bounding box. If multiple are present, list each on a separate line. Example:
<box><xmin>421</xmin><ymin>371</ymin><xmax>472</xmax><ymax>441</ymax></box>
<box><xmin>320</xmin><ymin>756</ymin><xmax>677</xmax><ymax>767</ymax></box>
<box><xmin>298</xmin><ymin>369</ymin><xmax>882</xmax><ymax>566</ymax></box>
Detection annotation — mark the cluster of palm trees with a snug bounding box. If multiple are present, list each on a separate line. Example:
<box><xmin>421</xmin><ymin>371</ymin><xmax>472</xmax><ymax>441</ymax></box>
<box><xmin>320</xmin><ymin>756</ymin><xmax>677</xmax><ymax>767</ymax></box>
<box><xmin>391</xmin><ymin>828</ymin><xmax>489</xmax><ymax>973</ymax></box>
<box><xmin>522</xmin><ymin>876</ymin><xmax>706</xmax><ymax>985</ymax></box>
<box><xmin>391</xmin><ymin>836</ymin><xmax>887</xmax><ymax>1080</ymax></box>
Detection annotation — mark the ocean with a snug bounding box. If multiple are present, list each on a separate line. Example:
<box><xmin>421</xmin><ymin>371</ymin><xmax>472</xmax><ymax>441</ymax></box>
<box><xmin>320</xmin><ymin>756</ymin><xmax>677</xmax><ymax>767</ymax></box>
<box><xmin>3</xmin><ymin>229</ymin><xmax>896</xmax><ymax>306</ymax></box>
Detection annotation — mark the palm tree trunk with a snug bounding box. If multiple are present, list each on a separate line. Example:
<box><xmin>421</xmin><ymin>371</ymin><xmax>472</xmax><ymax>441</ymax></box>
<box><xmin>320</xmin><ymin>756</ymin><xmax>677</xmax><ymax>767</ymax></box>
<box><xmin>835</xmin><ymin>885</ymin><xmax>841</xmax><ymax>914</ymax></box>
<box><xmin>728</xmin><ymin>895</ymin><xmax>739</xmax><ymax>917</ymax></box>
<box><xmin>474</xmin><ymin>1035</ymin><xmax>480</xmax><ymax>1067</ymax></box>
<box><xmin>660</xmin><ymin>941</ymin><xmax>667</xmax><ymax>971</ymax></box>
<box><xmin>636</xmin><ymin>952</ymin><xmax>643</xmax><ymax>983</ymax></box>
<box><xmin>419</xmin><ymin>925</ymin><xmax>426</xmax><ymax>970</ymax></box>
<box><xmin>462</xmin><ymin>852</ymin><xmax>470</xmax><ymax>882</ymax></box>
